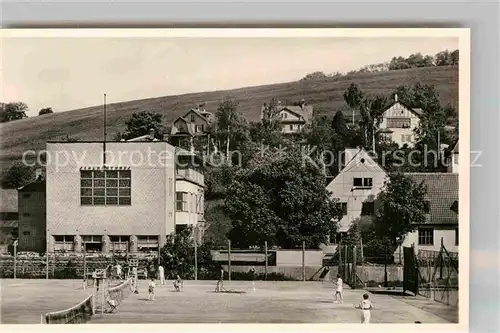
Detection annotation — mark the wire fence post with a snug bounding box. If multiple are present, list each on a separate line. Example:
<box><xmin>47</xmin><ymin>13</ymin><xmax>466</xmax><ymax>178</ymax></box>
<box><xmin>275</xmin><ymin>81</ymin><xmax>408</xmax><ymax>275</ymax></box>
<box><xmin>194</xmin><ymin>227</ymin><xmax>198</xmax><ymax>281</ymax></box>
<box><xmin>302</xmin><ymin>241</ymin><xmax>306</xmax><ymax>282</ymax></box>
<box><xmin>228</xmin><ymin>239</ymin><xmax>231</xmax><ymax>281</ymax></box>
<box><xmin>13</xmin><ymin>240</ymin><xmax>18</xmax><ymax>279</ymax></box>
<box><xmin>83</xmin><ymin>242</ymin><xmax>87</xmax><ymax>279</ymax></box>
<box><xmin>46</xmin><ymin>234</ymin><xmax>49</xmax><ymax>279</ymax></box>
<box><xmin>352</xmin><ymin>245</ymin><xmax>357</xmax><ymax>289</ymax></box>
<box><xmin>264</xmin><ymin>241</ymin><xmax>268</xmax><ymax>280</ymax></box>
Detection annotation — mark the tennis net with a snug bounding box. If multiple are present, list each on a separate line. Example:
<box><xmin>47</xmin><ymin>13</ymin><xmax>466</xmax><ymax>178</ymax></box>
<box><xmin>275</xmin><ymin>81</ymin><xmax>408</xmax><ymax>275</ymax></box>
<box><xmin>44</xmin><ymin>294</ymin><xmax>94</xmax><ymax>324</ymax></box>
<box><xmin>108</xmin><ymin>278</ymin><xmax>132</xmax><ymax>307</ymax></box>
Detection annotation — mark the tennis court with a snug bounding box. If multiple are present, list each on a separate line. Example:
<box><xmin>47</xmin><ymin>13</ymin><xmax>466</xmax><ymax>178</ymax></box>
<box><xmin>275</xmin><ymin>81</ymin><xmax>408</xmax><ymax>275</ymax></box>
<box><xmin>1</xmin><ymin>279</ymin><xmax>455</xmax><ymax>324</ymax></box>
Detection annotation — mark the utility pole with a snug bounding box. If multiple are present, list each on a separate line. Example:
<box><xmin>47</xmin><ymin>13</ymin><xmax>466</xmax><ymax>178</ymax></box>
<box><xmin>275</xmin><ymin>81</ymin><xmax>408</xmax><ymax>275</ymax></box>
<box><xmin>194</xmin><ymin>227</ymin><xmax>198</xmax><ymax>281</ymax></box>
<box><xmin>264</xmin><ymin>241</ymin><xmax>268</xmax><ymax>280</ymax></box>
<box><xmin>228</xmin><ymin>239</ymin><xmax>231</xmax><ymax>281</ymax></box>
<box><xmin>384</xmin><ymin>244</ymin><xmax>388</xmax><ymax>287</ymax></box>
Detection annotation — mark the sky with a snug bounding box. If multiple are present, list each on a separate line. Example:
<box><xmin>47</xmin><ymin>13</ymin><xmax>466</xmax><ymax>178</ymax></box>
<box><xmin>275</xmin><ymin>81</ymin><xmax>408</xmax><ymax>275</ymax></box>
<box><xmin>1</xmin><ymin>36</ymin><xmax>458</xmax><ymax>117</ymax></box>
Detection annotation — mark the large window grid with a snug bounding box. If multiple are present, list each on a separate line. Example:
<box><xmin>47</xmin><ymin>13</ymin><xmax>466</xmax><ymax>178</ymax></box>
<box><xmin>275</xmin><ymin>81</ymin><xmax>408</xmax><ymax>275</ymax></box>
<box><xmin>80</xmin><ymin>170</ymin><xmax>131</xmax><ymax>206</ymax></box>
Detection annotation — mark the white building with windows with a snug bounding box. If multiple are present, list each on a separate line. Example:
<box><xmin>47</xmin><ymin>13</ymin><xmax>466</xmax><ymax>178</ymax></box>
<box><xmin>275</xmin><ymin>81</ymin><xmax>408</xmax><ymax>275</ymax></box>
<box><xmin>45</xmin><ymin>136</ymin><xmax>205</xmax><ymax>254</ymax></box>
<box><xmin>396</xmin><ymin>173</ymin><xmax>459</xmax><ymax>256</ymax></box>
<box><xmin>326</xmin><ymin>148</ymin><xmax>388</xmax><ymax>239</ymax></box>
<box><xmin>378</xmin><ymin>94</ymin><xmax>422</xmax><ymax>147</ymax></box>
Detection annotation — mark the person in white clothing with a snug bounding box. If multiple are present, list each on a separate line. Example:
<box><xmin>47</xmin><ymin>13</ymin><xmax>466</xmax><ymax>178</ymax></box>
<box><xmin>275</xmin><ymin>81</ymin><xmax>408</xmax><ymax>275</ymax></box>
<box><xmin>334</xmin><ymin>274</ymin><xmax>343</xmax><ymax>303</ymax></box>
<box><xmin>158</xmin><ymin>265</ymin><xmax>165</xmax><ymax>285</ymax></box>
<box><xmin>148</xmin><ymin>277</ymin><xmax>156</xmax><ymax>301</ymax></box>
<box><xmin>355</xmin><ymin>293</ymin><xmax>373</xmax><ymax>323</ymax></box>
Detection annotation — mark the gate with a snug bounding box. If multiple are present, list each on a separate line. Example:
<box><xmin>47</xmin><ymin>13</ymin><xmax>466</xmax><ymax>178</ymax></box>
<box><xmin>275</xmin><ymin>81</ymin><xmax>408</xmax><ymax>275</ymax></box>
<box><xmin>403</xmin><ymin>246</ymin><xmax>418</xmax><ymax>295</ymax></box>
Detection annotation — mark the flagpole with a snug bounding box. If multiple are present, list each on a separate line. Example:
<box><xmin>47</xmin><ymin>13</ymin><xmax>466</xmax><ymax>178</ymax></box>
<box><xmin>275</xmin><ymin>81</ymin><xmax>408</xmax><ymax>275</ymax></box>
<box><xmin>103</xmin><ymin>93</ymin><xmax>107</xmax><ymax>166</ymax></box>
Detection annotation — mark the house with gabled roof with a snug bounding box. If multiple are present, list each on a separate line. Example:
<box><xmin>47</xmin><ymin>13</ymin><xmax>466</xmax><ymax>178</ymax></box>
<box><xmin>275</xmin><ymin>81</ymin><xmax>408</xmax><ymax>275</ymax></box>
<box><xmin>261</xmin><ymin>99</ymin><xmax>313</xmax><ymax>135</ymax></box>
<box><xmin>378</xmin><ymin>94</ymin><xmax>423</xmax><ymax>147</ymax></box>
<box><xmin>169</xmin><ymin>103</ymin><xmax>215</xmax><ymax>151</ymax></box>
<box><xmin>326</xmin><ymin>148</ymin><xmax>388</xmax><ymax>242</ymax></box>
<box><xmin>396</xmin><ymin>173</ymin><xmax>459</xmax><ymax>258</ymax></box>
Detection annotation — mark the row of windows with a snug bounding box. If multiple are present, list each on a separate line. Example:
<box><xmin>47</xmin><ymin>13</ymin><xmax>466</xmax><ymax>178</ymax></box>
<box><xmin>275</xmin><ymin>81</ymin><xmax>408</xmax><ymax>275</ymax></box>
<box><xmin>353</xmin><ymin>177</ymin><xmax>373</xmax><ymax>188</ymax></box>
<box><xmin>52</xmin><ymin>235</ymin><xmax>161</xmax><ymax>252</ymax></box>
<box><xmin>387</xmin><ymin>118</ymin><xmax>411</xmax><ymax>128</ymax></box>
<box><xmin>418</xmin><ymin>228</ymin><xmax>459</xmax><ymax>246</ymax></box>
<box><xmin>335</xmin><ymin>200</ymin><xmax>430</xmax><ymax>216</ymax></box>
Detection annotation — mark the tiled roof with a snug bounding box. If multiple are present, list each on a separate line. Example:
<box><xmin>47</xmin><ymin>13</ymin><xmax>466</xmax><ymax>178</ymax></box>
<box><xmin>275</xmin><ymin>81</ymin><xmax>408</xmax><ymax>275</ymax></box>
<box><xmin>0</xmin><ymin>189</ymin><xmax>18</xmax><ymax>213</ymax></box>
<box><xmin>280</xmin><ymin>105</ymin><xmax>314</xmax><ymax>123</ymax></box>
<box><xmin>404</xmin><ymin>173</ymin><xmax>458</xmax><ymax>225</ymax></box>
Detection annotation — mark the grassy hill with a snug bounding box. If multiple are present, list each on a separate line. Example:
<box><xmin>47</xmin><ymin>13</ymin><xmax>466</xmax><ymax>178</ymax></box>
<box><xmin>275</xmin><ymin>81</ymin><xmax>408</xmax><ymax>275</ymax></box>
<box><xmin>0</xmin><ymin>66</ymin><xmax>458</xmax><ymax>170</ymax></box>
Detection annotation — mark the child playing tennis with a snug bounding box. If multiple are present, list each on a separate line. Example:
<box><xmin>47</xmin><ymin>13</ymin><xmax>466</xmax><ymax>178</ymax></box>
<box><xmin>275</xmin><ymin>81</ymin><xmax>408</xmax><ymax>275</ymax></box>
<box><xmin>173</xmin><ymin>275</ymin><xmax>183</xmax><ymax>292</ymax></box>
<box><xmin>355</xmin><ymin>293</ymin><xmax>373</xmax><ymax>323</ymax></box>
<box><xmin>148</xmin><ymin>277</ymin><xmax>156</xmax><ymax>301</ymax></box>
<box><xmin>334</xmin><ymin>274</ymin><xmax>343</xmax><ymax>303</ymax></box>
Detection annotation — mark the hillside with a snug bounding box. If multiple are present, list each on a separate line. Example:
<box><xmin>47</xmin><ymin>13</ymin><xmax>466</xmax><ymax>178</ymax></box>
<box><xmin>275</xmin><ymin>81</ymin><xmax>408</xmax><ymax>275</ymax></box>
<box><xmin>0</xmin><ymin>66</ymin><xmax>458</xmax><ymax>170</ymax></box>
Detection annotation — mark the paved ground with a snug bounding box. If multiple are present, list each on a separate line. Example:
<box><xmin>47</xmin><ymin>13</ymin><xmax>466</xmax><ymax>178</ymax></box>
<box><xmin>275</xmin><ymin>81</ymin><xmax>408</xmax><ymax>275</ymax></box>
<box><xmin>1</xmin><ymin>279</ymin><xmax>456</xmax><ymax>324</ymax></box>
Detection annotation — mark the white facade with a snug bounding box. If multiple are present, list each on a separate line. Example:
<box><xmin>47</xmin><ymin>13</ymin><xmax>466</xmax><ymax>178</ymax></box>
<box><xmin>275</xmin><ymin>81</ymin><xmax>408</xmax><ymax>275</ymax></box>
<box><xmin>45</xmin><ymin>141</ymin><xmax>188</xmax><ymax>253</ymax></box>
<box><xmin>447</xmin><ymin>140</ymin><xmax>459</xmax><ymax>173</ymax></box>
<box><xmin>379</xmin><ymin>97</ymin><xmax>421</xmax><ymax>147</ymax></box>
<box><xmin>326</xmin><ymin>149</ymin><xmax>387</xmax><ymax>234</ymax></box>
<box><xmin>399</xmin><ymin>225</ymin><xmax>458</xmax><ymax>255</ymax></box>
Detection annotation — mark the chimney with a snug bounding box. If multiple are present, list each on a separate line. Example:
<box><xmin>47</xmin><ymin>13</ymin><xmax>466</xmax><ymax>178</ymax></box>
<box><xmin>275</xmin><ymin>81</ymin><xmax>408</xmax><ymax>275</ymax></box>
<box><xmin>394</xmin><ymin>93</ymin><xmax>398</xmax><ymax>102</ymax></box>
<box><xmin>149</xmin><ymin>128</ymin><xmax>155</xmax><ymax>140</ymax></box>
<box><xmin>35</xmin><ymin>168</ymin><xmax>43</xmax><ymax>181</ymax></box>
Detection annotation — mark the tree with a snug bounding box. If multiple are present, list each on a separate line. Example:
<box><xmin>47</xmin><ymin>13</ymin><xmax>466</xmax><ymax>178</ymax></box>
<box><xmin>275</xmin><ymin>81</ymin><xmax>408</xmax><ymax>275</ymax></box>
<box><xmin>213</xmin><ymin>100</ymin><xmax>249</xmax><ymax>160</ymax></box>
<box><xmin>123</xmin><ymin>111</ymin><xmax>165</xmax><ymax>140</ymax></box>
<box><xmin>300</xmin><ymin>71</ymin><xmax>328</xmax><ymax>81</ymax></box>
<box><xmin>38</xmin><ymin>107</ymin><xmax>54</xmax><ymax>116</ymax></box>
<box><xmin>61</xmin><ymin>134</ymin><xmax>80</xmax><ymax>142</ymax></box>
<box><xmin>343</xmin><ymin>83</ymin><xmax>365</xmax><ymax>125</ymax></box>
<box><xmin>0</xmin><ymin>162</ymin><xmax>35</xmax><ymax>189</ymax></box>
<box><xmin>331</xmin><ymin>111</ymin><xmax>348</xmax><ymax>137</ymax></box>
<box><xmin>159</xmin><ymin>225</ymin><xmax>215</xmax><ymax>279</ymax></box>
<box><xmin>0</xmin><ymin>102</ymin><xmax>28</xmax><ymax>123</ymax></box>
<box><xmin>224</xmin><ymin>146</ymin><xmax>343</xmax><ymax>249</ymax></box>
<box><xmin>450</xmin><ymin>49</ymin><xmax>459</xmax><ymax>65</ymax></box>
<box><xmin>373</xmin><ymin>173</ymin><xmax>428</xmax><ymax>244</ymax></box>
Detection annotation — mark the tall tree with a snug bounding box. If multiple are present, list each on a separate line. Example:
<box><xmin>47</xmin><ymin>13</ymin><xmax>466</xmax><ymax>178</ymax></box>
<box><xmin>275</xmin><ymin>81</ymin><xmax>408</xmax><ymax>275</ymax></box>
<box><xmin>373</xmin><ymin>173</ymin><xmax>428</xmax><ymax>244</ymax></box>
<box><xmin>123</xmin><ymin>111</ymin><xmax>165</xmax><ymax>140</ymax></box>
<box><xmin>343</xmin><ymin>83</ymin><xmax>364</xmax><ymax>125</ymax></box>
<box><xmin>225</xmin><ymin>146</ymin><xmax>343</xmax><ymax>249</ymax></box>
<box><xmin>214</xmin><ymin>100</ymin><xmax>249</xmax><ymax>160</ymax></box>
<box><xmin>38</xmin><ymin>107</ymin><xmax>54</xmax><ymax>116</ymax></box>
<box><xmin>0</xmin><ymin>102</ymin><xmax>29</xmax><ymax>123</ymax></box>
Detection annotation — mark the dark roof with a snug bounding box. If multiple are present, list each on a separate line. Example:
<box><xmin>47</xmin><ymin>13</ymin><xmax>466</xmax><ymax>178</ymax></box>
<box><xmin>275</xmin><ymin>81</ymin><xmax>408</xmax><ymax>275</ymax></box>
<box><xmin>383</xmin><ymin>101</ymin><xmax>424</xmax><ymax>118</ymax></box>
<box><xmin>18</xmin><ymin>178</ymin><xmax>45</xmax><ymax>192</ymax></box>
<box><xmin>280</xmin><ymin>105</ymin><xmax>314</xmax><ymax>123</ymax></box>
<box><xmin>404</xmin><ymin>173</ymin><xmax>458</xmax><ymax>225</ymax></box>
<box><xmin>0</xmin><ymin>189</ymin><xmax>18</xmax><ymax>212</ymax></box>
